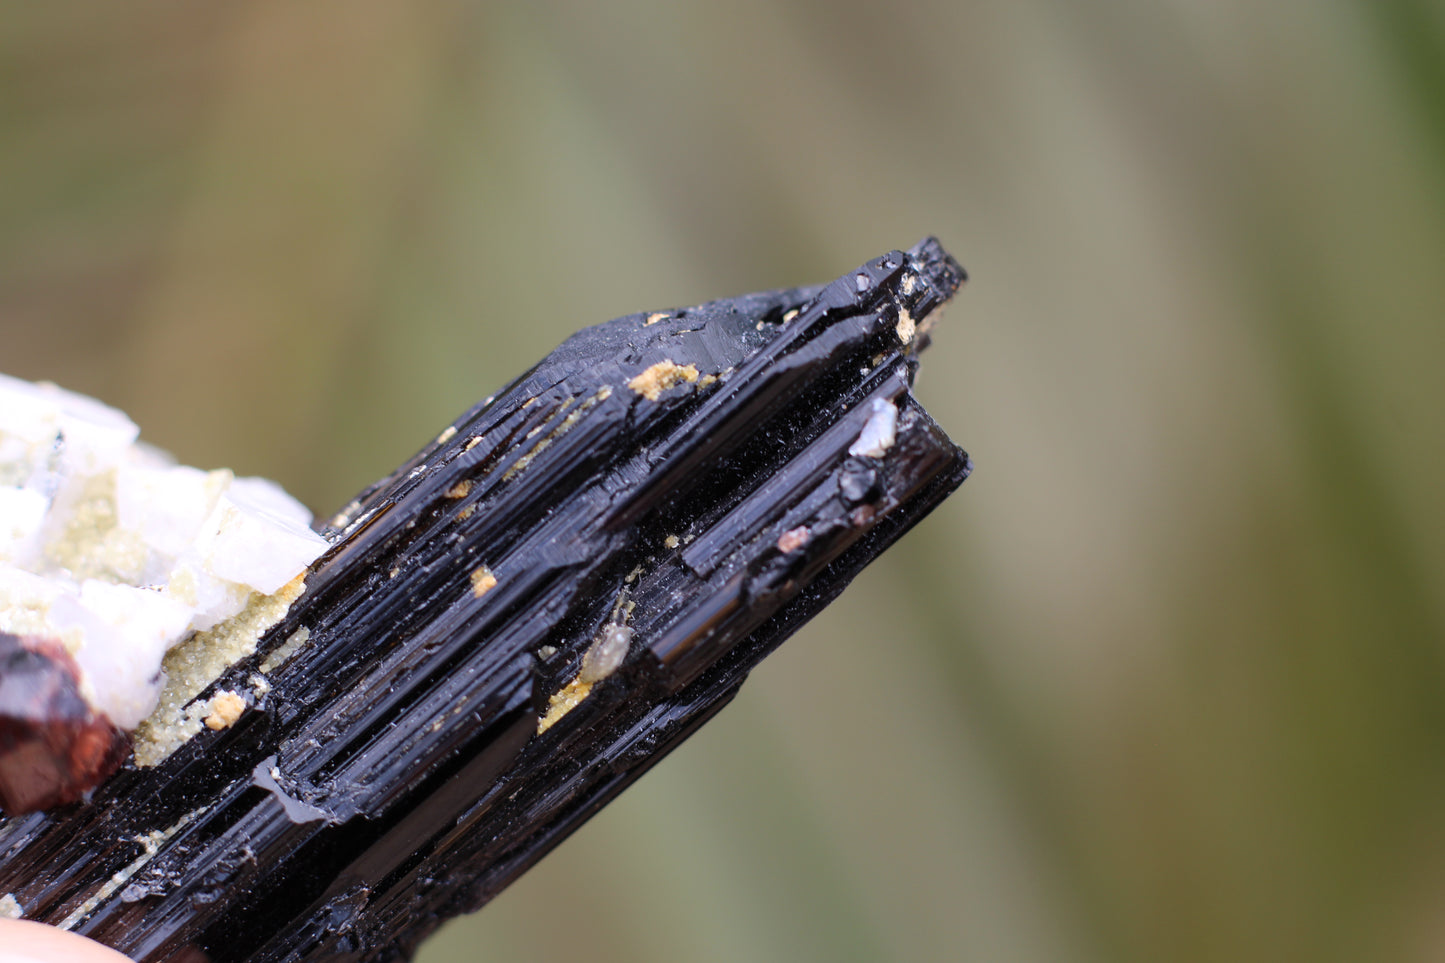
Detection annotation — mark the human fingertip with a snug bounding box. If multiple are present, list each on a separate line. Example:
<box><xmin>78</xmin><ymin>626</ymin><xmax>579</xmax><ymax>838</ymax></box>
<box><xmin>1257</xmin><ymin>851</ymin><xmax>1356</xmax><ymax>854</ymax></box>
<box><xmin>0</xmin><ymin>919</ymin><xmax>136</xmax><ymax>962</ymax></box>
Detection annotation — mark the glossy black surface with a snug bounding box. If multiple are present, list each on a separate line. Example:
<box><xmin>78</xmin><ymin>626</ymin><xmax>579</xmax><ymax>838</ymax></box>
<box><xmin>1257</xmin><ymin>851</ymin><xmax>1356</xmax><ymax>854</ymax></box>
<box><xmin>0</xmin><ymin>239</ymin><xmax>969</xmax><ymax>962</ymax></box>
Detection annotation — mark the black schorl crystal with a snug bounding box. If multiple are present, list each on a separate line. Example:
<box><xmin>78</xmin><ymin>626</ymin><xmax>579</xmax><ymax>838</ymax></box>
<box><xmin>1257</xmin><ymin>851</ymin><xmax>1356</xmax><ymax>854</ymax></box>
<box><xmin>0</xmin><ymin>238</ymin><xmax>971</xmax><ymax>962</ymax></box>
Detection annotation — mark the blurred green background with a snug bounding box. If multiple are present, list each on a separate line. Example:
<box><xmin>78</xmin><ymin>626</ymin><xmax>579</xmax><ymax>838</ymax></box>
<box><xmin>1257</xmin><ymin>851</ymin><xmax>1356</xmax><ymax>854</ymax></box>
<box><xmin>4</xmin><ymin>2</ymin><xmax>1444</xmax><ymax>960</ymax></box>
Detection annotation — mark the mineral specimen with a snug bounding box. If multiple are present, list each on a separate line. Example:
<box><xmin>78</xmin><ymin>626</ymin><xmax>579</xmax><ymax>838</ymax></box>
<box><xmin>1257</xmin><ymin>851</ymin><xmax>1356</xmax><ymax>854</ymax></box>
<box><xmin>0</xmin><ymin>374</ymin><xmax>328</xmax><ymax>809</ymax></box>
<box><xmin>0</xmin><ymin>238</ymin><xmax>970</xmax><ymax>963</ymax></box>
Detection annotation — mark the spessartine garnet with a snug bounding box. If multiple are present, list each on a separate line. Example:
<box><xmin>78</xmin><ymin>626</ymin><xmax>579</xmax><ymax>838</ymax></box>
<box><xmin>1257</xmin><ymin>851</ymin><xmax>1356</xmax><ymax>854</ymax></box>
<box><xmin>0</xmin><ymin>633</ymin><xmax>129</xmax><ymax>813</ymax></box>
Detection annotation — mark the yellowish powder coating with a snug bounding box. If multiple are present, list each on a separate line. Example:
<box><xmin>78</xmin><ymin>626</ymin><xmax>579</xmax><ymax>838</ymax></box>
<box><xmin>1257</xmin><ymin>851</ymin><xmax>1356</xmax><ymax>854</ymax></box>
<box><xmin>896</xmin><ymin>308</ymin><xmax>917</xmax><ymax>345</ymax></box>
<box><xmin>644</xmin><ymin>312</ymin><xmax>669</xmax><ymax>326</ymax></box>
<box><xmin>132</xmin><ymin>575</ymin><xmax>307</xmax><ymax>767</ymax></box>
<box><xmin>537</xmin><ymin>622</ymin><xmax>633</xmax><ymax>733</ymax></box>
<box><xmin>471</xmin><ymin>566</ymin><xmax>498</xmax><ymax>598</ymax></box>
<box><xmin>663</xmin><ymin>534</ymin><xmax>680</xmax><ymax>549</ymax></box>
<box><xmin>43</xmin><ymin>469</ymin><xmax>147</xmax><ymax>583</ymax></box>
<box><xmin>537</xmin><ymin>678</ymin><xmax>593</xmax><ymax>734</ymax></box>
<box><xmin>502</xmin><ymin>387</ymin><xmax>612</xmax><ymax>482</ymax></box>
<box><xmin>0</xmin><ymin>583</ymin><xmax>68</xmax><ymax>644</ymax></box>
<box><xmin>627</xmin><ymin>361</ymin><xmax>698</xmax><ymax>401</ymax></box>
<box><xmin>260</xmin><ymin>626</ymin><xmax>311</xmax><ymax>674</ymax></box>
<box><xmin>445</xmin><ymin>479</ymin><xmax>472</xmax><ymax>499</ymax></box>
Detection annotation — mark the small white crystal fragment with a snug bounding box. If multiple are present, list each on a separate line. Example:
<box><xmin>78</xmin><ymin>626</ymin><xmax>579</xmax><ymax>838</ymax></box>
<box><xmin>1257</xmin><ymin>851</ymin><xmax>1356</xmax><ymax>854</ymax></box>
<box><xmin>116</xmin><ymin>464</ymin><xmax>228</xmax><ymax>557</ymax></box>
<box><xmin>198</xmin><ymin>483</ymin><xmax>329</xmax><ymax>595</ymax></box>
<box><xmin>0</xmin><ymin>372</ymin><xmax>139</xmax><ymax>472</ymax></box>
<box><xmin>229</xmin><ymin>476</ymin><xmax>317</xmax><ymax>529</ymax></box>
<box><xmin>59</xmin><ymin>581</ymin><xmax>194</xmax><ymax>727</ymax></box>
<box><xmin>848</xmin><ymin>398</ymin><xmax>898</xmax><ymax>458</ymax></box>
<box><xmin>579</xmin><ymin>624</ymin><xmax>632</xmax><ymax>684</ymax></box>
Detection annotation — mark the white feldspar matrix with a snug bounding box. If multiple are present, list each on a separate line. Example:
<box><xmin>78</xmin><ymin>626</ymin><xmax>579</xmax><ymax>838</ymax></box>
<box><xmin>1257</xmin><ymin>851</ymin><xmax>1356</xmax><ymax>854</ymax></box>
<box><xmin>0</xmin><ymin>374</ymin><xmax>329</xmax><ymax>729</ymax></box>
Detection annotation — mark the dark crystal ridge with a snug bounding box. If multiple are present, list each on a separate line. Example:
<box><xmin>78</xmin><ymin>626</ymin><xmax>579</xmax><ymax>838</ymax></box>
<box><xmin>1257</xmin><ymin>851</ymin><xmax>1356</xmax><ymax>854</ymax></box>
<box><xmin>0</xmin><ymin>238</ymin><xmax>971</xmax><ymax>962</ymax></box>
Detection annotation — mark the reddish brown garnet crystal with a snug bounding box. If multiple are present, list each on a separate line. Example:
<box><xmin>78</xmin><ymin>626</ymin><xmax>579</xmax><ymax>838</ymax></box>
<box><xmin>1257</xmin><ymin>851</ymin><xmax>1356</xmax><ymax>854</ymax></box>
<box><xmin>0</xmin><ymin>633</ymin><xmax>129</xmax><ymax>814</ymax></box>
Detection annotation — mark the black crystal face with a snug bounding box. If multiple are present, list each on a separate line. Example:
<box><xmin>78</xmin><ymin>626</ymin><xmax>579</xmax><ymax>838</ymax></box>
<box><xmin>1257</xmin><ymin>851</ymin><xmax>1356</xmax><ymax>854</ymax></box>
<box><xmin>0</xmin><ymin>238</ymin><xmax>970</xmax><ymax>963</ymax></box>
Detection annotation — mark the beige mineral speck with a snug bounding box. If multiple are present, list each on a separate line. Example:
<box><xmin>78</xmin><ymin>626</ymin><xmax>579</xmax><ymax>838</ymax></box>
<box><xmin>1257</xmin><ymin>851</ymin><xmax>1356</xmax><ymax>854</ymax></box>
<box><xmin>132</xmin><ymin>576</ymin><xmax>307</xmax><ymax>767</ymax></box>
<box><xmin>342</xmin><ymin>507</ymin><xmax>375</xmax><ymax>535</ymax></box>
<box><xmin>697</xmin><ymin>373</ymin><xmax>718</xmax><ymax>389</ymax></box>
<box><xmin>537</xmin><ymin>624</ymin><xmax>633</xmax><ymax>733</ymax></box>
<box><xmin>644</xmin><ymin>312</ymin><xmax>668</xmax><ymax>326</ymax></box>
<box><xmin>502</xmin><ymin>388</ymin><xmax>610</xmax><ymax>482</ymax></box>
<box><xmin>537</xmin><ymin>678</ymin><xmax>592</xmax><ymax>733</ymax></box>
<box><xmin>445</xmin><ymin>480</ymin><xmax>472</xmax><ymax>499</ymax></box>
<box><xmin>203</xmin><ymin>690</ymin><xmax>246</xmax><ymax>730</ymax></box>
<box><xmin>896</xmin><ymin>308</ymin><xmax>917</xmax><ymax>345</ymax></box>
<box><xmin>901</xmin><ymin>274</ymin><xmax>917</xmax><ymax>295</ymax></box>
<box><xmin>783</xmin><ymin>308</ymin><xmax>800</xmax><ymax>323</ymax></box>
<box><xmin>330</xmin><ymin>500</ymin><xmax>362</xmax><ymax>530</ymax></box>
<box><xmin>663</xmin><ymin>534</ymin><xmax>680</xmax><ymax>549</ymax></box>
<box><xmin>579</xmin><ymin>625</ymin><xmax>632</xmax><ymax>684</ymax></box>
<box><xmin>458</xmin><ymin>504</ymin><xmax>476</xmax><ymax>521</ymax></box>
<box><xmin>260</xmin><ymin>626</ymin><xmax>310</xmax><ymax>674</ymax></box>
<box><xmin>628</xmin><ymin>361</ymin><xmax>699</xmax><ymax>402</ymax></box>
<box><xmin>777</xmin><ymin>526</ymin><xmax>811</xmax><ymax>553</ymax></box>
<box><xmin>471</xmin><ymin>565</ymin><xmax>498</xmax><ymax>598</ymax></box>
<box><xmin>0</xmin><ymin>893</ymin><xmax>22</xmax><ymax>919</ymax></box>
<box><xmin>249</xmin><ymin>673</ymin><xmax>271</xmax><ymax>696</ymax></box>
<box><xmin>464</xmin><ymin>436</ymin><xmax>484</xmax><ymax>451</ymax></box>
<box><xmin>436</xmin><ymin>425</ymin><xmax>458</xmax><ymax>444</ymax></box>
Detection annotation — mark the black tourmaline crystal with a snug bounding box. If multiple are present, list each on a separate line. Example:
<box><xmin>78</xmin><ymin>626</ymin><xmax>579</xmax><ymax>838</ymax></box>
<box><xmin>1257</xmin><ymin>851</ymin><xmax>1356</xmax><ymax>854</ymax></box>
<box><xmin>0</xmin><ymin>238</ymin><xmax>971</xmax><ymax>962</ymax></box>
